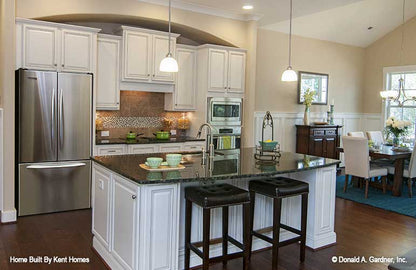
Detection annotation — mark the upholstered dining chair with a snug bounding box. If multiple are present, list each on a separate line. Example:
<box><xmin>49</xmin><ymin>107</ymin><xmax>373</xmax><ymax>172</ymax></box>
<box><xmin>386</xmin><ymin>143</ymin><xmax>416</xmax><ymax>198</ymax></box>
<box><xmin>347</xmin><ymin>131</ymin><xmax>366</xmax><ymax>137</ymax></box>
<box><xmin>366</xmin><ymin>131</ymin><xmax>385</xmax><ymax>145</ymax></box>
<box><xmin>342</xmin><ymin>136</ymin><xmax>388</xmax><ymax>198</ymax></box>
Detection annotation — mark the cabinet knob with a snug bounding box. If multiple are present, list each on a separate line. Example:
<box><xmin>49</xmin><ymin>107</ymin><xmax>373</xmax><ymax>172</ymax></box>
<box><xmin>152</xmin><ymin>74</ymin><xmax>155</xmax><ymax>77</ymax></box>
<box><xmin>54</xmin><ymin>63</ymin><xmax>57</xmax><ymax>67</ymax></box>
<box><xmin>224</xmin><ymin>87</ymin><xmax>227</xmax><ymax>90</ymax></box>
<box><xmin>62</xmin><ymin>64</ymin><xmax>64</xmax><ymax>67</ymax></box>
<box><xmin>132</xmin><ymin>195</ymin><xmax>137</xmax><ymax>200</ymax></box>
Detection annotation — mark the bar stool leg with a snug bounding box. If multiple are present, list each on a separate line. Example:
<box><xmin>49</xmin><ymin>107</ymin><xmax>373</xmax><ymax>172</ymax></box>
<box><xmin>248</xmin><ymin>191</ymin><xmax>255</xmax><ymax>261</ymax></box>
<box><xmin>272</xmin><ymin>198</ymin><xmax>282</xmax><ymax>270</ymax></box>
<box><xmin>222</xmin><ymin>206</ymin><xmax>229</xmax><ymax>266</ymax></box>
<box><xmin>202</xmin><ymin>208</ymin><xmax>211</xmax><ymax>270</ymax></box>
<box><xmin>243</xmin><ymin>203</ymin><xmax>251</xmax><ymax>270</ymax></box>
<box><xmin>184</xmin><ymin>199</ymin><xmax>192</xmax><ymax>270</ymax></box>
<box><xmin>300</xmin><ymin>193</ymin><xmax>308</xmax><ymax>262</ymax></box>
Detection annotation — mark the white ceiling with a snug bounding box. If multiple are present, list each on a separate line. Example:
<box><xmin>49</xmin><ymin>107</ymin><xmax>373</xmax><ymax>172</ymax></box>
<box><xmin>139</xmin><ymin>0</ymin><xmax>416</xmax><ymax>48</ymax></box>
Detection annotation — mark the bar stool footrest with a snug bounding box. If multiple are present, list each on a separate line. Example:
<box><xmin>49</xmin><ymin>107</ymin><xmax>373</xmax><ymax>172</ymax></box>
<box><xmin>226</xmin><ymin>235</ymin><xmax>244</xmax><ymax>250</ymax></box>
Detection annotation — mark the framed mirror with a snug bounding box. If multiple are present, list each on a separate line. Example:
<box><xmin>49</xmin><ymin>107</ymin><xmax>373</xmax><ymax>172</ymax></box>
<box><xmin>298</xmin><ymin>71</ymin><xmax>329</xmax><ymax>105</ymax></box>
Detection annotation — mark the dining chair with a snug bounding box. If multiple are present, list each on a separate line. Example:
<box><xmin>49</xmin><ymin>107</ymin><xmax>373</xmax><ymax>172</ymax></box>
<box><xmin>366</xmin><ymin>131</ymin><xmax>385</xmax><ymax>145</ymax></box>
<box><xmin>347</xmin><ymin>131</ymin><xmax>366</xmax><ymax>137</ymax></box>
<box><xmin>386</xmin><ymin>143</ymin><xmax>416</xmax><ymax>198</ymax></box>
<box><xmin>342</xmin><ymin>136</ymin><xmax>388</xmax><ymax>198</ymax></box>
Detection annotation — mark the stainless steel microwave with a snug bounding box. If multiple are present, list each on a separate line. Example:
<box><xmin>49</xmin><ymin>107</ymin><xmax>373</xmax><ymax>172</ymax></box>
<box><xmin>208</xmin><ymin>97</ymin><xmax>242</xmax><ymax>126</ymax></box>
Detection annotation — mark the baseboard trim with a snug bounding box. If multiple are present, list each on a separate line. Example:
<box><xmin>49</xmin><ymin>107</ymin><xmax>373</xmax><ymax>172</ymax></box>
<box><xmin>1</xmin><ymin>208</ymin><xmax>17</xmax><ymax>223</ymax></box>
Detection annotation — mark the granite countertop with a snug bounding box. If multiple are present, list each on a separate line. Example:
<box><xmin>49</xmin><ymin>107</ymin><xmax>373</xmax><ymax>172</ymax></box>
<box><xmin>96</xmin><ymin>136</ymin><xmax>204</xmax><ymax>145</ymax></box>
<box><xmin>91</xmin><ymin>147</ymin><xmax>340</xmax><ymax>185</ymax></box>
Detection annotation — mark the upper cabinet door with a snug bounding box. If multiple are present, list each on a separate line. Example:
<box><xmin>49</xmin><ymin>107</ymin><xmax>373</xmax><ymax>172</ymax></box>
<box><xmin>152</xmin><ymin>35</ymin><xmax>175</xmax><ymax>82</ymax></box>
<box><xmin>227</xmin><ymin>51</ymin><xmax>246</xmax><ymax>94</ymax></box>
<box><xmin>61</xmin><ymin>30</ymin><xmax>94</xmax><ymax>73</ymax></box>
<box><xmin>122</xmin><ymin>31</ymin><xmax>151</xmax><ymax>81</ymax></box>
<box><xmin>96</xmin><ymin>36</ymin><xmax>120</xmax><ymax>110</ymax></box>
<box><xmin>22</xmin><ymin>24</ymin><xmax>58</xmax><ymax>70</ymax></box>
<box><xmin>174</xmin><ymin>47</ymin><xmax>196</xmax><ymax>110</ymax></box>
<box><xmin>208</xmin><ymin>48</ymin><xmax>228</xmax><ymax>92</ymax></box>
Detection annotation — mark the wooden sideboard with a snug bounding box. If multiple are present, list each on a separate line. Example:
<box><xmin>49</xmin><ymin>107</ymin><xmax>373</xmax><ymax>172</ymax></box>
<box><xmin>296</xmin><ymin>125</ymin><xmax>342</xmax><ymax>159</ymax></box>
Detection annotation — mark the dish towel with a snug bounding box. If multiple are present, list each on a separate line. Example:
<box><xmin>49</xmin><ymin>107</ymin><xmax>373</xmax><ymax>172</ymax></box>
<box><xmin>222</xmin><ymin>136</ymin><xmax>232</xmax><ymax>150</ymax></box>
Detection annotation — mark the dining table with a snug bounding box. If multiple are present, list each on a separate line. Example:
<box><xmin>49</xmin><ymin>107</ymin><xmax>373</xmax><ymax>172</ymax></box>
<box><xmin>337</xmin><ymin>145</ymin><xmax>412</xmax><ymax>197</ymax></box>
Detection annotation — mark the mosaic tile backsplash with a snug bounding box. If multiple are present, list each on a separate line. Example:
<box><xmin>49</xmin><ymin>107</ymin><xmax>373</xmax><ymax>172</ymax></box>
<box><xmin>97</xmin><ymin>91</ymin><xmax>187</xmax><ymax>138</ymax></box>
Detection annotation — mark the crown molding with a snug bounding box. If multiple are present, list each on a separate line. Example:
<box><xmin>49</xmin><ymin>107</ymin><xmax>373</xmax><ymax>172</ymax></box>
<box><xmin>137</xmin><ymin>0</ymin><xmax>263</xmax><ymax>21</ymax></box>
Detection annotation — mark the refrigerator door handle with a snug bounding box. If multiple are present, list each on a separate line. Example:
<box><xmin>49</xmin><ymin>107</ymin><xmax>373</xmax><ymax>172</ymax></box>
<box><xmin>59</xmin><ymin>88</ymin><xmax>64</xmax><ymax>149</ymax></box>
<box><xmin>51</xmin><ymin>89</ymin><xmax>55</xmax><ymax>146</ymax></box>
<box><xmin>27</xmin><ymin>162</ymin><xmax>87</xmax><ymax>169</ymax></box>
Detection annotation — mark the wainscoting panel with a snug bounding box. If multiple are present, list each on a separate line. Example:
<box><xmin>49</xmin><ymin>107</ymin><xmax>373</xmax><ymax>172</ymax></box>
<box><xmin>254</xmin><ymin>111</ymin><xmax>382</xmax><ymax>153</ymax></box>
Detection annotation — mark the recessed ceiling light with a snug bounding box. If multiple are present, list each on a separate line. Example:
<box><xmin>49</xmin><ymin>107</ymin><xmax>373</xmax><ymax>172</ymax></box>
<box><xmin>242</xmin><ymin>4</ymin><xmax>253</xmax><ymax>10</ymax></box>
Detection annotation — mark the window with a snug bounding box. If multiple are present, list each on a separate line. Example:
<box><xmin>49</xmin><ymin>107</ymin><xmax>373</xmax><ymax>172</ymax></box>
<box><xmin>385</xmin><ymin>67</ymin><xmax>416</xmax><ymax>142</ymax></box>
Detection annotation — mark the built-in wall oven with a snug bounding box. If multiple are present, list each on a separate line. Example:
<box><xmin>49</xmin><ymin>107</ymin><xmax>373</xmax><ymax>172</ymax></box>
<box><xmin>208</xmin><ymin>97</ymin><xmax>242</xmax><ymax>126</ymax></box>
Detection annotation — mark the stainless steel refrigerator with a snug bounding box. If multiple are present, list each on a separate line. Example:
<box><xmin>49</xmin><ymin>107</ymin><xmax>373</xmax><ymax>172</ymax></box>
<box><xmin>16</xmin><ymin>69</ymin><xmax>92</xmax><ymax>216</ymax></box>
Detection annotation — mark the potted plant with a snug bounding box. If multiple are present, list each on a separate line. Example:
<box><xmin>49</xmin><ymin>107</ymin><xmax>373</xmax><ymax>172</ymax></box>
<box><xmin>385</xmin><ymin>116</ymin><xmax>412</xmax><ymax>147</ymax></box>
<box><xmin>302</xmin><ymin>88</ymin><xmax>316</xmax><ymax>125</ymax></box>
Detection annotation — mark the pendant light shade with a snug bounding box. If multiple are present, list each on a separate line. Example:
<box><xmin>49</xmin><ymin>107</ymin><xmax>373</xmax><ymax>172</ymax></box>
<box><xmin>160</xmin><ymin>53</ymin><xmax>178</xmax><ymax>72</ymax></box>
<box><xmin>159</xmin><ymin>0</ymin><xmax>178</xmax><ymax>73</ymax></box>
<box><xmin>281</xmin><ymin>0</ymin><xmax>297</xmax><ymax>82</ymax></box>
<box><xmin>281</xmin><ymin>67</ymin><xmax>297</xmax><ymax>81</ymax></box>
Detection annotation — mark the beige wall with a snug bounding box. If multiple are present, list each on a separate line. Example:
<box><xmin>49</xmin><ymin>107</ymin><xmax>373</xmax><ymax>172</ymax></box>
<box><xmin>0</xmin><ymin>0</ymin><xmax>15</xmax><ymax>217</ymax></box>
<box><xmin>255</xmin><ymin>28</ymin><xmax>365</xmax><ymax>114</ymax></box>
<box><xmin>363</xmin><ymin>16</ymin><xmax>416</xmax><ymax>113</ymax></box>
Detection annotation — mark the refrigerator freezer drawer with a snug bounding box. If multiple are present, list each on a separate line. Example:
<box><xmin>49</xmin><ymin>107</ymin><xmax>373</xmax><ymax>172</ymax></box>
<box><xmin>18</xmin><ymin>161</ymin><xmax>91</xmax><ymax>216</ymax></box>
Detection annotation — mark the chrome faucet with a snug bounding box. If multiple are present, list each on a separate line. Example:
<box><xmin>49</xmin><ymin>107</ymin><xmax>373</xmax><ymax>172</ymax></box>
<box><xmin>197</xmin><ymin>123</ymin><xmax>215</xmax><ymax>158</ymax></box>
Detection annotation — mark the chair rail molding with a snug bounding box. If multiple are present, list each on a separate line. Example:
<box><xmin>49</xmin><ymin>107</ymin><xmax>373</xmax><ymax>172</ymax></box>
<box><xmin>253</xmin><ymin>111</ymin><xmax>382</xmax><ymax>152</ymax></box>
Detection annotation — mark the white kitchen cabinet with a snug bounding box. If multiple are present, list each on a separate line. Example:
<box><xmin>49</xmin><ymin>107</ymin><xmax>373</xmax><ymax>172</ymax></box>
<box><xmin>182</xmin><ymin>141</ymin><xmax>205</xmax><ymax>151</ymax></box>
<box><xmin>198</xmin><ymin>44</ymin><xmax>246</xmax><ymax>96</ymax></box>
<box><xmin>92</xmin><ymin>167</ymin><xmax>112</xmax><ymax>251</ymax></box>
<box><xmin>95</xmin><ymin>145</ymin><xmax>127</xmax><ymax>156</ymax></box>
<box><xmin>16</xmin><ymin>18</ymin><xmax>100</xmax><ymax>72</ymax></box>
<box><xmin>112</xmin><ymin>176</ymin><xmax>139</xmax><ymax>270</ymax></box>
<box><xmin>96</xmin><ymin>35</ymin><xmax>121</xmax><ymax>110</ymax></box>
<box><xmin>159</xmin><ymin>143</ymin><xmax>183</xmax><ymax>153</ymax></box>
<box><xmin>165</xmin><ymin>45</ymin><xmax>197</xmax><ymax>111</ymax></box>
<box><xmin>152</xmin><ymin>35</ymin><xmax>176</xmax><ymax>82</ymax></box>
<box><xmin>21</xmin><ymin>23</ymin><xmax>58</xmax><ymax>70</ymax></box>
<box><xmin>122</xmin><ymin>30</ymin><xmax>152</xmax><ymax>81</ymax></box>
<box><xmin>127</xmin><ymin>144</ymin><xmax>159</xmax><ymax>154</ymax></box>
<box><xmin>139</xmin><ymin>184</ymin><xmax>180</xmax><ymax>270</ymax></box>
<box><xmin>227</xmin><ymin>51</ymin><xmax>246</xmax><ymax>94</ymax></box>
<box><xmin>120</xmin><ymin>26</ymin><xmax>179</xmax><ymax>84</ymax></box>
<box><xmin>61</xmin><ymin>29</ymin><xmax>94</xmax><ymax>73</ymax></box>
<box><xmin>208</xmin><ymin>48</ymin><xmax>228</xmax><ymax>93</ymax></box>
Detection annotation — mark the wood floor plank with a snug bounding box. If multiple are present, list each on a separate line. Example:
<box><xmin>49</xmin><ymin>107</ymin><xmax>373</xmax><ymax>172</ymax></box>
<box><xmin>0</xmin><ymin>196</ymin><xmax>414</xmax><ymax>269</ymax></box>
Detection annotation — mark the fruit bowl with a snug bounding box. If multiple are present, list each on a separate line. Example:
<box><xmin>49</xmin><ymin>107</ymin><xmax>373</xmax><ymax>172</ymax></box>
<box><xmin>259</xmin><ymin>140</ymin><xmax>278</xmax><ymax>151</ymax></box>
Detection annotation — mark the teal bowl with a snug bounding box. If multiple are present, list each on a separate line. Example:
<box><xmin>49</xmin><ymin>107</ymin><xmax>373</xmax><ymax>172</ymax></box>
<box><xmin>259</xmin><ymin>141</ymin><xmax>278</xmax><ymax>151</ymax></box>
<box><xmin>166</xmin><ymin>154</ymin><xmax>182</xmax><ymax>167</ymax></box>
<box><xmin>146</xmin><ymin>157</ymin><xmax>163</xmax><ymax>168</ymax></box>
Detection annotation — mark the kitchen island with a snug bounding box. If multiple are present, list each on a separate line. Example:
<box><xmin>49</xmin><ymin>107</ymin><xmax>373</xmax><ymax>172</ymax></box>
<box><xmin>91</xmin><ymin>148</ymin><xmax>340</xmax><ymax>270</ymax></box>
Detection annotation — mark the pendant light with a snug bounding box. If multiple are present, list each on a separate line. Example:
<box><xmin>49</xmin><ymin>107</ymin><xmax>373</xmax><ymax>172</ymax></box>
<box><xmin>159</xmin><ymin>0</ymin><xmax>178</xmax><ymax>72</ymax></box>
<box><xmin>281</xmin><ymin>0</ymin><xmax>297</xmax><ymax>81</ymax></box>
<box><xmin>379</xmin><ymin>0</ymin><xmax>416</xmax><ymax>105</ymax></box>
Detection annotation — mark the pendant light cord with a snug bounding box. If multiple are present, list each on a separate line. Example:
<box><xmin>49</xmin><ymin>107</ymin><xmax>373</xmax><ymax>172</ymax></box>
<box><xmin>400</xmin><ymin>0</ymin><xmax>405</xmax><ymax>66</ymax></box>
<box><xmin>168</xmin><ymin>0</ymin><xmax>172</xmax><ymax>56</ymax></box>
<box><xmin>288</xmin><ymin>0</ymin><xmax>293</xmax><ymax>67</ymax></box>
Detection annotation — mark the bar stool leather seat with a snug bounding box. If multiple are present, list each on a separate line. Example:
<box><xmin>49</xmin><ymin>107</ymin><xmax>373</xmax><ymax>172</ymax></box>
<box><xmin>185</xmin><ymin>184</ymin><xmax>250</xmax><ymax>208</ymax></box>
<box><xmin>249</xmin><ymin>177</ymin><xmax>309</xmax><ymax>197</ymax></box>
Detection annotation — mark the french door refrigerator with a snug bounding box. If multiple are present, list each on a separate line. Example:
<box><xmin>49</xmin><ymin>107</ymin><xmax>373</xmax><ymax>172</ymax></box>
<box><xmin>16</xmin><ymin>69</ymin><xmax>92</xmax><ymax>216</ymax></box>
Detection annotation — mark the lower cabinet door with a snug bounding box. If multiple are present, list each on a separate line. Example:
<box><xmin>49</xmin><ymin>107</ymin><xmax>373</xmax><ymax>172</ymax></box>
<box><xmin>112</xmin><ymin>176</ymin><xmax>139</xmax><ymax>270</ymax></box>
<box><xmin>139</xmin><ymin>184</ymin><xmax>180</xmax><ymax>270</ymax></box>
<box><xmin>92</xmin><ymin>167</ymin><xmax>112</xmax><ymax>251</ymax></box>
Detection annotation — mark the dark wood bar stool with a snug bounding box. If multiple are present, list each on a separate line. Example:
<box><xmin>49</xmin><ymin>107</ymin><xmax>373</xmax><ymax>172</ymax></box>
<box><xmin>184</xmin><ymin>183</ymin><xmax>251</xmax><ymax>270</ymax></box>
<box><xmin>248</xmin><ymin>177</ymin><xmax>309</xmax><ymax>270</ymax></box>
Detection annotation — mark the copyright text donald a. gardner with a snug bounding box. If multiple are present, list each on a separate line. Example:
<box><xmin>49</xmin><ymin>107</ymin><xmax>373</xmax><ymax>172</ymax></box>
<box><xmin>331</xmin><ymin>255</ymin><xmax>407</xmax><ymax>264</ymax></box>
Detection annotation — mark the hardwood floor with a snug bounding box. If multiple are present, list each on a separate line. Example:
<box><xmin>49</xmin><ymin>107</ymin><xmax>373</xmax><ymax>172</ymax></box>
<box><xmin>0</xmin><ymin>198</ymin><xmax>415</xmax><ymax>270</ymax></box>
